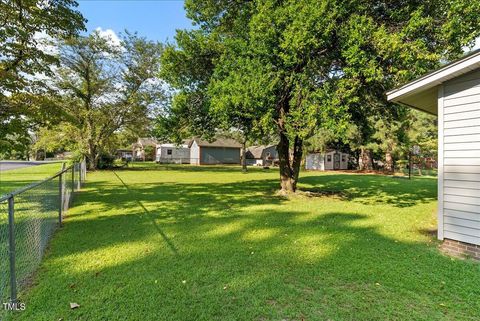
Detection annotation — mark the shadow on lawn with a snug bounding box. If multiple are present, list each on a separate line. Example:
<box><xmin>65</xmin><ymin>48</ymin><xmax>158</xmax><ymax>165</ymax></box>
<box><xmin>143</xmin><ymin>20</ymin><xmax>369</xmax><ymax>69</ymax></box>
<box><xmin>24</xmin><ymin>205</ymin><xmax>480</xmax><ymax>320</ymax></box>
<box><xmin>299</xmin><ymin>174</ymin><xmax>437</xmax><ymax>207</ymax></box>
<box><xmin>16</xmin><ymin>169</ymin><xmax>480</xmax><ymax>321</ymax></box>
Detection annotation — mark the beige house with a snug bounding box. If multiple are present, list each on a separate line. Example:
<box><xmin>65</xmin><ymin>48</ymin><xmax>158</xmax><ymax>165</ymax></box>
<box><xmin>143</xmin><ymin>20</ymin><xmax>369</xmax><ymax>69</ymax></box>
<box><xmin>132</xmin><ymin>138</ymin><xmax>158</xmax><ymax>161</ymax></box>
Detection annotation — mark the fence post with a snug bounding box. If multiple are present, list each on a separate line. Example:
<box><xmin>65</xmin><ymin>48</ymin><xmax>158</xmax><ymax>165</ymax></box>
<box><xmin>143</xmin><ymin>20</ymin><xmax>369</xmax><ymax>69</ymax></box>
<box><xmin>7</xmin><ymin>196</ymin><xmax>17</xmax><ymax>303</ymax></box>
<box><xmin>71</xmin><ymin>164</ymin><xmax>75</xmax><ymax>194</ymax></box>
<box><xmin>59</xmin><ymin>163</ymin><xmax>66</xmax><ymax>226</ymax></box>
<box><xmin>77</xmin><ymin>163</ymin><xmax>81</xmax><ymax>190</ymax></box>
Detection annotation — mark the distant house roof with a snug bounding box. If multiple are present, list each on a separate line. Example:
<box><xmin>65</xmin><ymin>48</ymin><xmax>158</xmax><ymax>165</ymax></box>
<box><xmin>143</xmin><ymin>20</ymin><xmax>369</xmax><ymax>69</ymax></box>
<box><xmin>189</xmin><ymin>137</ymin><xmax>242</xmax><ymax>148</ymax></box>
<box><xmin>135</xmin><ymin>138</ymin><xmax>158</xmax><ymax>147</ymax></box>
<box><xmin>245</xmin><ymin>146</ymin><xmax>265</xmax><ymax>159</ymax></box>
<box><xmin>158</xmin><ymin>143</ymin><xmax>189</xmax><ymax>148</ymax></box>
<box><xmin>245</xmin><ymin>145</ymin><xmax>276</xmax><ymax>159</ymax></box>
<box><xmin>387</xmin><ymin>49</ymin><xmax>480</xmax><ymax>115</ymax></box>
<box><xmin>308</xmin><ymin>149</ymin><xmax>349</xmax><ymax>154</ymax></box>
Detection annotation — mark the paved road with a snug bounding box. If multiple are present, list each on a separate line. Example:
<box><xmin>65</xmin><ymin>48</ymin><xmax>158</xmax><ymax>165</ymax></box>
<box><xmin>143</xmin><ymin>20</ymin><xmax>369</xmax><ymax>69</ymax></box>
<box><xmin>0</xmin><ymin>161</ymin><xmax>43</xmax><ymax>172</ymax></box>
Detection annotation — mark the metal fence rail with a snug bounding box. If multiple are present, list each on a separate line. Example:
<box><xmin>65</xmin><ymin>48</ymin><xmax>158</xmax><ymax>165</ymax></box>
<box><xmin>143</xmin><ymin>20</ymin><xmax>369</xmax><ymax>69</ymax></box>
<box><xmin>0</xmin><ymin>160</ymin><xmax>86</xmax><ymax>311</ymax></box>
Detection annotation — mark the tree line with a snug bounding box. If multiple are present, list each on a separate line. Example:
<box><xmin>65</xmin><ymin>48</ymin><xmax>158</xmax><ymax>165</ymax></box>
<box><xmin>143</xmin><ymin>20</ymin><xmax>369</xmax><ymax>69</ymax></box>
<box><xmin>1</xmin><ymin>0</ymin><xmax>479</xmax><ymax>192</ymax></box>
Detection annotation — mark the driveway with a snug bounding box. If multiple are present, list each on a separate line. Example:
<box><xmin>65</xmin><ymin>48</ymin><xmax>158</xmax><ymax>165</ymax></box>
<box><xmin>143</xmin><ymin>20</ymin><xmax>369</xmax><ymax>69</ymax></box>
<box><xmin>0</xmin><ymin>161</ymin><xmax>43</xmax><ymax>172</ymax></box>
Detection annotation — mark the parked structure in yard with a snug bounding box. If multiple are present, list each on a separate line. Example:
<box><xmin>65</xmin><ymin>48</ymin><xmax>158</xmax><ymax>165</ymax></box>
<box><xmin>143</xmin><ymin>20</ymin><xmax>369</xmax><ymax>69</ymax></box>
<box><xmin>116</xmin><ymin>149</ymin><xmax>133</xmax><ymax>161</ymax></box>
<box><xmin>132</xmin><ymin>138</ymin><xmax>158</xmax><ymax>161</ymax></box>
<box><xmin>156</xmin><ymin>142</ymin><xmax>190</xmax><ymax>163</ymax></box>
<box><xmin>306</xmin><ymin>150</ymin><xmax>349</xmax><ymax>171</ymax></box>
<box><xmin>245</xmin><ymin>145</ymin><xmax>279</xmax><ymax>166</ymax></box>
<box><xmin>387</xmin><ymin>50</ymin><xmax>480</xmax><ymax>259</ymax></box>
<box><xmin>189</xmin><ymin>137</ymin><xmax>242</xmax><ymax>165</ymax></box>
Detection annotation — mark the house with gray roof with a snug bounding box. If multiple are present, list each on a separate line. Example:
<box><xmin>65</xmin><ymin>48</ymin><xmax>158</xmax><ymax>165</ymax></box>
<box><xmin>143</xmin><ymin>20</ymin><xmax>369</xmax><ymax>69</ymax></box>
<box><xmin>189</xmin><ymin>137</ymin><xmax>242</xmax><ymax>165</ymax></box>
<box><xmin>245</xmin><ymin>145</ymin><xmax>279</xmax><ymax>166</ymax></box>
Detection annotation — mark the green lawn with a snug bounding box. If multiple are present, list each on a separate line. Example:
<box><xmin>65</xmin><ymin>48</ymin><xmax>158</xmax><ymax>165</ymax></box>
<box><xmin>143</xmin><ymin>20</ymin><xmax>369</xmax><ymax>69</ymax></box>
<box><xmin>0</xmin><ymin>163</ymin><xmax>65</xmax><ymax>196</ymax></box>
<box><xmin>13</xmin><ymin>165</ymin><xmax>480</xmax><ymax>320</ymax></box>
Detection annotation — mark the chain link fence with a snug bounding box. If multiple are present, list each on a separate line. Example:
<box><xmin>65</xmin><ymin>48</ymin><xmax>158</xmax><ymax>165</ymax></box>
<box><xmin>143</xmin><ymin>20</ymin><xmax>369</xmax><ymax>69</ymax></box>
<box><xmin>0</xmin><ymin>160</ymin><xmax>86</xmax><ymax>315</ymax></box>
<box><xmin>394</xmin><ymin>156</ymin><xmax>438</xmax><ymax>177</ymax></box>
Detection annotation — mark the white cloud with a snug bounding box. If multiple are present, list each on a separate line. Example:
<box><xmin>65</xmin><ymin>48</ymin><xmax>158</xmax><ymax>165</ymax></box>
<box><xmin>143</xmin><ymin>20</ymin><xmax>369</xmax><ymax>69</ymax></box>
<box><xmin>463</xmin><ymin>36</ymin><xmax>480</xmax><ymax>53</ymax></box>
<box><xmin>472</xmin><ymin>37</ymin><xmax>480</xmax><ymax>51</ymax></box>
<box><xmin>95</xmin><ymin>27</ymin><xmax>122</xmax><ymax>48</ymax></box>
<box><xmin>34</xmin><ymin>31</ymin><xmax>58</xmax><ymax>55</ymax></box>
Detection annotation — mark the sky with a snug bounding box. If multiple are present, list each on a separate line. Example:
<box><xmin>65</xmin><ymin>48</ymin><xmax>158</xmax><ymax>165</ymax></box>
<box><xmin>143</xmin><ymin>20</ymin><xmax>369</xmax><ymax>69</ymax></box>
<box><xmin>77</xmin><ymin>0</ymin><xmax>194</xmax><ymax>43</ymax></box>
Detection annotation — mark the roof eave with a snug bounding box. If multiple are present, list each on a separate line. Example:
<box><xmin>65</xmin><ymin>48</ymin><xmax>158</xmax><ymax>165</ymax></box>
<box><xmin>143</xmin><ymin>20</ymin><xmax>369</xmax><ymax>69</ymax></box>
<box><xmin>387</xmin><ymin>50</ymin><xmax>480</xmax><ymax>114</ymax></box>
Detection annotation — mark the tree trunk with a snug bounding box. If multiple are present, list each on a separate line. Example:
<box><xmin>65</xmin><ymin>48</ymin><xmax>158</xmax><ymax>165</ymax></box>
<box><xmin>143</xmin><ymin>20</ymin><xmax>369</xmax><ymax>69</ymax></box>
<box><xmin>88</xmin><ymin>142</ymin><xmax>97</xmax><ymax>170</ymax></box>
<box><xmin>277</xmin><ymin>132</ymin><xmax>303</xmax><ymax>193</ymax></box>
<box><xmin>241</xmin><ymin>140</ymin><xmax>247</xmax><ymax>172</ymax></box>
<box><xmin>359</xmin><ymin>147</ymin><xmax>373</xmax><ymax>170</ymax></box>
<box><xmin>385</xmin><ymin>151</ymin><xmax>394</xmax><ymax>173</ymax></box>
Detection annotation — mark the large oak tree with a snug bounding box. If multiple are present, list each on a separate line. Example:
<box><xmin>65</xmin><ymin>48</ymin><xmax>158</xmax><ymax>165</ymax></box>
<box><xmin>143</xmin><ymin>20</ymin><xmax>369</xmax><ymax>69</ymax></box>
<box><xmin>161</xmin><ymin>0</ymin><xmax>480</xmax><ymax>192</ymax></box>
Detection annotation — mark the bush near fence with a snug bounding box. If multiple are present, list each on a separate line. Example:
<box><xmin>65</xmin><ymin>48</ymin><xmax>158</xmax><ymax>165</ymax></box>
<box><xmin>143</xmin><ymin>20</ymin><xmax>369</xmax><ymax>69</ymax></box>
<box><xmin>0</xmin><ymin>160</ymin><xmax>86</xmax><ymax>315</ymax></box>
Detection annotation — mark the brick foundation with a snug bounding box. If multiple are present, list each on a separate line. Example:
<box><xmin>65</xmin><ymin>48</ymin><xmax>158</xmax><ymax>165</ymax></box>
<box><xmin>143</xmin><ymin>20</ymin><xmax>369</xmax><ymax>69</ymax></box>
<box><xmin>441</xmin><ymin>239</ymin><xmax>480</xmax><ymax>260</ymax></box>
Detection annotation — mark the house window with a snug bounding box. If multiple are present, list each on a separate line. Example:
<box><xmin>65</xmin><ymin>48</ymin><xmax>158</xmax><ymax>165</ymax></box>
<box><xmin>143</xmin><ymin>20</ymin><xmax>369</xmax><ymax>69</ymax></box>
<box><xmin>167</xmin><ymin>149</ymin><xmax>172</xmax><ymax>155</ymax></box>
<box><xmin>342</xmin><ymin>155</ymin><xmax>346</xmax><ymax>162</ymax></box>
<box><xmin>327</xmin><ymin>155</ymin><xmax>332</xmax><ymax>162</ymax></box>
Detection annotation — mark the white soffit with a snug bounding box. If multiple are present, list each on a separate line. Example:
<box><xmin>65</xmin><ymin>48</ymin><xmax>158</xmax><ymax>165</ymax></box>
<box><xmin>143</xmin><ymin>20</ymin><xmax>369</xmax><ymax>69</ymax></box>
<box><xmin>387</xmin><ymin>50</ymin><xmax>480</xmax><ymax>115</ymax></box>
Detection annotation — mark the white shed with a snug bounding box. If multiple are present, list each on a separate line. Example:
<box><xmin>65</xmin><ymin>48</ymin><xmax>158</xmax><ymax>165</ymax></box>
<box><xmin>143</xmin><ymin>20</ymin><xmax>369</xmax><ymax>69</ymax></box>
<box><xmin>306</xmin><ymin>150</ymin><xmax>349</xmax><ymax>171</ymax></box>
<box><xmin>387</xmin><ymin>50</ymin><xmax>480</xmax><ymax>257</ymax></box>
<box><xmin>156</xmin><ymin>143</ymin><xmax>190</xmax><ymax>164</ymax></box>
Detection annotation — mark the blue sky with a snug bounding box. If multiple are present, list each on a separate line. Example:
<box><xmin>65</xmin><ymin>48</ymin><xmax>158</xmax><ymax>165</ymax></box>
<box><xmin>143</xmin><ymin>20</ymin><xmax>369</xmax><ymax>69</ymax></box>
<box><xmin>77</xmin><ymin>0</ymin><xmax>194</xmax><ymax>43</ymax></box>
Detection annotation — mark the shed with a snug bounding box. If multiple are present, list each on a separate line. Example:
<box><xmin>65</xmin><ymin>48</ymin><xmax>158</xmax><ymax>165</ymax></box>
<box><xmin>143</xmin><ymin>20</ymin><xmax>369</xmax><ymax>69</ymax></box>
<box><xmin>245</xmin><ymin>145</ymin><xmax>279</xmax><ymax>166</ymax></box>
<box><xmin>189</xmin><ymin>137</ymin><xmax>242</xmax><ymax>165</ymax></box>
<box><xmin>387</xmin><ymin>50</ymin><xmax>480</xmax><ymax>255</ymax></box>
<box><xmin>156</xmin><ymin>142</ymin><xmax>190</xmax><ymax>164</ymax></box>
<box><xmin>306</xmin><ymin>150</ymin><xmax>349</xmax><ymax>171</ymax></box>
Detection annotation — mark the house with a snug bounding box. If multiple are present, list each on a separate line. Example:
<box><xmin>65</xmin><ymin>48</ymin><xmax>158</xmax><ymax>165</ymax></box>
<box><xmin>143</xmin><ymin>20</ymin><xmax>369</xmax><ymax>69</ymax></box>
<box><xmin>189</xmin><ymin>137</ymin><xmax>242</xmax><ymax>165</ymax></box>
<box><xmin>245</xmin><ymin>145</ymin><xmax>279</xmax><ymax>166</ymax></box>
<box><xmin>132</xmin><ymin>138</ymin><xmax>158</xmax><ymax>161</ymax></box>
<box><xmin>387</xmin><ymin>49</ymin><xmax>480</xmax><ymax>259</ymax></box>
<box><xmin>156</xmin><ymin>142</ymin><xmax>190</xmax><ymax>164</ymax></box>
<box><xmin>116</xmin><ymin>149</ymin><xmax>133</xmax><ymax>161</ymax></box>
<box><xmin>305</xmin><ymin>150</ymin><xmax>349</xmax><ymax>171</ymax></box>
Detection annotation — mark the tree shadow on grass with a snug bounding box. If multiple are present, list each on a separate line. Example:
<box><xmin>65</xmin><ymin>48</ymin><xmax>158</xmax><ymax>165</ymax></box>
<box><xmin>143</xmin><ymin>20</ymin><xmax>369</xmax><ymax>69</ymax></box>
<box><xmin>299</xmin><ymin>174</ymin><xmax>437</xmax><ymax>208</ymax></box>
<box><xmin>119</xmin><ymin>163</ymin><xmax>270</xmax><ymax>174</ymax></box>
<box><xmin>17</xmin><ymin>206</ymin><xmax>480</xmax><ymax>321</ymax></box>
<box><xmin>15</xmin><ymin>168</ymin><xmax>476</xmax><ymax>321</ymax></box>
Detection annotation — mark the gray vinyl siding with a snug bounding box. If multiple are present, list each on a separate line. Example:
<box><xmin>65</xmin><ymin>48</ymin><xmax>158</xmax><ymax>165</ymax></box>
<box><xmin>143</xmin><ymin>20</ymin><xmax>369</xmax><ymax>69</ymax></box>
<box><xmin>200</xmin><ymin>147</ymin><xmax>240</xmax><ymax>164</ymax></box>
<box><xmin>441</xmin><ymin>69</ymin><xmax>480</xmax><ymax>245</ymax></box>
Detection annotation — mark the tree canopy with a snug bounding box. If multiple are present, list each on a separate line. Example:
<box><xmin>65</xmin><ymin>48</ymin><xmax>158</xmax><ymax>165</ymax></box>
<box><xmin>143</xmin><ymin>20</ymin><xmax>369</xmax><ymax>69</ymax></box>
<box><xmin>36</xmin><ymin>31</ymin><xmax>164</xmax><ymax>168</ymax></box>
<box><xmin>0</xmin><ymin>0</ymin><xmax>85</xmax><ymax>157</ymax></box>
<box><xmin>159</xmin><ymin>0</ymin><xmax>480</xmax><ymax>192</ymax></box>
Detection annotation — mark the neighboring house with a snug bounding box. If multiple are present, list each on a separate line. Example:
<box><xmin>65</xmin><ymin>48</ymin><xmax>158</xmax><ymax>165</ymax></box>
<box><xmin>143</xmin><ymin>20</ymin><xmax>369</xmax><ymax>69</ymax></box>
<box><xmin>245</xmin><ymin>145</ymin><xmax>279</xmax><ymax>166</ymax></box>
<box><xmin>387</xmin><ymin>49</ymin><xmax>480</xmax><ymax>258</ymax></box>
<box><xmin>189</xmin><ymin>137</ymin><xmax>242</xmax><ymax>165</ymax></box>
<box><xmin>132</xmin><ymin>138</ymin><xmax>158</xmax><ymax>161</ymax></box>
<box><xmin>116</xmin><ymin>149</ymin><xmax>133</xmax><ymax>161</ymax></box>
<box><xmin>305</xmin><ymin>150</ymin><xmax>349</xmax><ymax>171</ymax></box>
<box><xmin>156</xmin><ymin>142</ymin><xmax>190</xmax><ymax>164</ymax></box>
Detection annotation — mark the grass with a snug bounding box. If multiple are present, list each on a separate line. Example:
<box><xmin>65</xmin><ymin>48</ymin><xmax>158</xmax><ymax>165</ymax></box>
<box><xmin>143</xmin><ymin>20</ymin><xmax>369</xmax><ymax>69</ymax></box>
<box><xmin>12</xmin><ymin>164</ymin><xmax>480</xmax><ymax>321</ymax></box>
<box><xmin>0</xmin><ymin>163</ymin><xmax>65</xmax><ymax>196</ymax></box>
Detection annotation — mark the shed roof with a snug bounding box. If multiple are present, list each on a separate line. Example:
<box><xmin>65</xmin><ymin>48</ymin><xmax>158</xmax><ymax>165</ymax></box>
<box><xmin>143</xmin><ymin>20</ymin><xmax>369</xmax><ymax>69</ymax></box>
<box><xmin>245</xmin><ymin>145</ymin><xmax>276</xmax><ymax>159</ymax></box>
<box><xmin>245</xmin><ymin>146</ymin><xmax>264</xmax><ymax>159</ymax></box>
<box><xmin>189</xmin><ymin>137</ymin><xmax>242</xmax><ymax>148</ymax></box>
<box><xmin>387</xmin><ymin>49</ymin><xmax>480</xmax><ymax>115</ymax></box>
